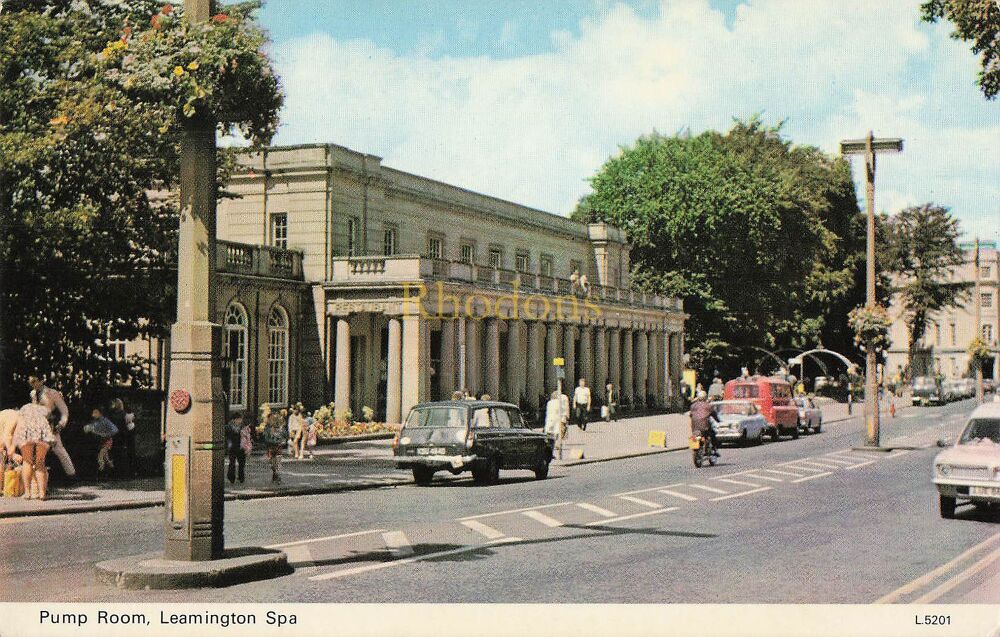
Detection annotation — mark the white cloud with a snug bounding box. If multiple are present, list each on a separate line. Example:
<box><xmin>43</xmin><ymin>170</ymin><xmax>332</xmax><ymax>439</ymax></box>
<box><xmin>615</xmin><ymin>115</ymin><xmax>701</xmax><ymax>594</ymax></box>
<box><xmin>272</xmin><ymin>0</ymin><xmax>999</xmax><ymax>240</ymax></box>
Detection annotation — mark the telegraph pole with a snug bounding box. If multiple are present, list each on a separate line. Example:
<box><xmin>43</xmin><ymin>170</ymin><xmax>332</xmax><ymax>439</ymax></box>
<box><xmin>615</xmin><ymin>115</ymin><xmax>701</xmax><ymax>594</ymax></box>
<box><xmin>841</xmin><ymin>132</ymin><xmax>903</xmax><ymax>449</ymax></box>
<box><xmin>974</xmin><ymin>238</ymin><xmax>983</xmax><ymax>404</ymax></box>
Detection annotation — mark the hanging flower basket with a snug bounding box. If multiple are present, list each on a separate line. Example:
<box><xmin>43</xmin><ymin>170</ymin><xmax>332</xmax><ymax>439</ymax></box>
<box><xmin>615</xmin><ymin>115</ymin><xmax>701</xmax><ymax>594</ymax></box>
<box><xmin>848</xmin><ymin>304</ymin><xmax>892</xmax><ymax>353</ymax></box>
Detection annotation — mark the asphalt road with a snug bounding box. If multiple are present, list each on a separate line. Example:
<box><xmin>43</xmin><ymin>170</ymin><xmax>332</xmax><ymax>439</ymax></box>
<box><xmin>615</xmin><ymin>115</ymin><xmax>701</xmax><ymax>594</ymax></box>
<box><xmin>2</xmin><ymin>397</ymin><xmax>997</xmax><ymax>604</ymax></box>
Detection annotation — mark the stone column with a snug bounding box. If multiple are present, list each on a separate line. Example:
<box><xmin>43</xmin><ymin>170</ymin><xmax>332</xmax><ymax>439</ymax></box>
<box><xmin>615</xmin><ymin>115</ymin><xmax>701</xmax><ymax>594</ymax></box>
<box><xmin>545</xmin><ymin>322</ymin><xmax>561</xmax><ymax>395</ymax></box>
<box><xmin>334</xmin><ymin>318</ymin><xmax>351</xmax><ymax>412</ymax></box>
<box><xmin>465</xmin><ymin>319</ymin><xmax>481</xmax><ymax>395</ymax></box>
<box><xmin>647</xmin><ymin>331</ymin><xmax>658</xmax><ymax>406</ymax></box>
<box><xmin>439</xmin><ymin>319</ymin><xmax>456</xmax><ymax>398</ymax></box>
<box><xmin>527</xmin><ymin>321</ymin><xmax>544</xmax><ymax>408</ymax></box>
<box><xmin>579</xmin><ymin>325</ymin><xmax>593</xmax><ymax>390</ymax></box>
<box><xmin>506</xmin><ymin>319</ymin><xmax>524</xmax><ymax>404</ymax></box>
<box><xmin>622</xmin><ymin>328</ymin><xmax>634</xmax><ymax>404</ymax></box>
<box><xmin>485</xmin><ymin>318</ymin><xmax>501</xmax><ymax>399</ymax></box>
<box><xmin>563</xmin><ymin>324</ymin><xmax>576</xmax><ymax>393</ymax></box>
<box><xmin>609</xmin><ymin>328</ymin><xmax>621</xmax><ymax>393</ymax></box>
<box><xmin>636</xmin><ymin>329</ymin><xmax>649</xmax><ymax>408</ymax></box>
<box><xmin>595</xmin><ymin>327</ymin><xmax>608</xmax><ymax>402</ymax></box>
<box><xmin>385</xmin><ymin>317</ymin><xmax>402</xmax><ymax>424</ymax></box>
<box><xmin>457</xmin><ymin>317</ymin><xmax>467</xmax><ymax>392</ymax></box>
<box><xmin>401</xmin><ymin>314</ymin><xmax>425</xmax><ymax>416</ymax></box>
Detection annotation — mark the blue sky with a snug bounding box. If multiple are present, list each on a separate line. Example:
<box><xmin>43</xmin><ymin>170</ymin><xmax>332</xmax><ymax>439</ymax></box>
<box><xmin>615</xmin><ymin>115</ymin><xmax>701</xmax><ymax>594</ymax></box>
<box><xmin>256</xmin><ymin>0</ymin><xmax>998</xmax><ymax>241</ymax></box>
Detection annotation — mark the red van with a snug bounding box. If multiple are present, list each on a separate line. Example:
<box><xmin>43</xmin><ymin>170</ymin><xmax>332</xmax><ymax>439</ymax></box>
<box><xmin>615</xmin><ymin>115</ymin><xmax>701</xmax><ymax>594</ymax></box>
<box><xmin>723</xmin><ymin>376</ymin><xmax>799</xmax><ymax>440</ymax></box>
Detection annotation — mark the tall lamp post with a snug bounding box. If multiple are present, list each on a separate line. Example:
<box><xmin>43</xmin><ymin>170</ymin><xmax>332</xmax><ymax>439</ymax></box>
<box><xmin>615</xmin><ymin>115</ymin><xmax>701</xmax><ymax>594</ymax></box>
<box><xmin>840</xmin><ymin>132</ymin><xmax>903</xmax><ymax>449</ymax></box>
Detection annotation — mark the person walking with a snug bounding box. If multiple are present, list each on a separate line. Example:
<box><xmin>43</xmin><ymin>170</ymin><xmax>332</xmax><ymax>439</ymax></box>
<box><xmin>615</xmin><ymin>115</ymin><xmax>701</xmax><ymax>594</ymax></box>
<box><xmin>83</xmin><ymin>407</ymin><xmax>119</xmax><ymax>475</ymax></box>
<box><xmin>544</xmin><ymin>390</ymin><xmax>565</xmax><ymax>459</ymax></box>
<box><xmin>262</xmin><ymin>408</ymin><xmax>288</xmax><ymax>484</ymax></box>
<box><xmin>105</xmin><ymin>398</ymin><xmax>129</xmax><ymax>477</ymax></box>
<box><xmin>225</xmin><ymin>411</ymin><xmax>250</xmax><ymax>484</ymax></box>
<box><xmin>572</xmin><ymin>378</ymin><xmax>592</xmax><ymax>431</ymax></box>
<box><xmin>27</xmin><ymin>375</ymin><xmax>77</xmax><ymax>482</ymax></box>
<box><xmin>708</xmin><ymin>377</ymin><xmax>725</xmax><ymax>400</ymax></box>
<box><xmin>287</xmin><ymin>403</ymin><xmax>307</xmax><ymax>460</ymax></box>
<box><xmin>604</xmin><ymin>382</ymin><xmax>617</xmax><ymax>422</ymax></box>
<box><xmin>13</xmin><ymin>403</ymin><xmax>55</xmax><ymax>499</ymax></box>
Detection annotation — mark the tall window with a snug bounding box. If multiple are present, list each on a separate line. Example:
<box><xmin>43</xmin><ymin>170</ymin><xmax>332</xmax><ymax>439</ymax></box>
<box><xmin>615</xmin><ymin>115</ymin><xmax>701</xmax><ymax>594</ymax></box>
<box><xmin>981</xmin><ymin>265</ymin><xmax>992</xmax><ymax>279</ymax></box>
<box><xmin>489</xmin><ymin>247</ymin><xmax>503</xmax><ymax>269</ymax></box>
<box><xmin>460</xmin><ymin>243</ymin><xmax>475</xmax><ymax>264</ymax></box>
<box><xmin>515</xmin><ymin>251</ymin><xmax>530</xmax><ymax>273</ymax></box>
<box><xmin>540</xmin><ymin>255</ymin><xmax>553</xmax><ymax>277</ymax></box>
<box><xmin>428</xmin><ymin>236</ymin><xmax>444</xmax><ymax>259</ymax></box>
<box><xmin>950</xmin><ymin>322</ymin><xmax>957</xmax><ymax>346</ymax></box>
<box><xmin>934</xmin><ymin>322</ymin><xmax>941</xmax><ymax>346</ymax></box>
<box><xmin>224</xmin><ymin>303</ymin><xmax>249</xmax><ymax>409</ymax></box>
<box><xmin>270</xmin><ymin>212</ymin><xmax>288</xmax><ymax>249</ymax></box>
<box><xmin>383</xmin><ymin>226</ymin><xmax>398</xmax><ymax>256</ymax></box>
<box><xmin>981</xmin><ymin>292</ymin><xmax>993</xmax><ymax>308</ymax></box>
<box><xmin>347</xmin><ymin>217</ymin><xmax>359</xmax><ymax>256</ymax></box>
<box><xmin>984</xmin><ymin>324</ymin><xmax>994</xmax><ymax>343</ymax></box>
<box><xmin>105</xmin><ymin>326</ymin><xmax>127</xmax><ymax>360</ymax></box>
<box><xmin>267</xmin><ymin>306</ymin><xmax>289</xmax><ymax>406</ymax></box>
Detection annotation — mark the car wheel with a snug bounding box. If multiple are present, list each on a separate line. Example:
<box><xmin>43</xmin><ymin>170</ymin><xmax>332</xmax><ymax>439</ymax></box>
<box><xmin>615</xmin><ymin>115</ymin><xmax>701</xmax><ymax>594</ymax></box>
<box><xmin>770</xmin><ymin>427</ymin><xmax>781</xmax><ymax>442</ymax></box>
<box><xmin>814</xmin><ymin>421</ymin><xmax>822</xmax><ymax>434</ymax></box>
<box><xmin>755</xmin><ymin>429</ymin><xmax>764</xmax><ymax>445</ymax></box>
<box><xmin>473</xmin><ymin>456</ymin><xmax>500</xmax><ymax>485</ymax></box>
<box><xmin>740</xmin><ymin>430</ymin><xmax>749</xmax><ymax>447</ymax></box>
<box><xmin>533</xmin><ymin>452</ymin><xmax>550</xmax><ymax>480</ymax></box>
<box><xmin>939</xmin><ymin>494</ymin><xmax>957</xmax><ymax>519</ymax></box>
<box><xmin>791</xmin><ymin>425</ymin><xmax>799</xmax><ymax>440</ymax></box>
<box><xmin>412</xmin><ymin>466</ymin><xmax>435</xmax><ymax>486</ymax></box>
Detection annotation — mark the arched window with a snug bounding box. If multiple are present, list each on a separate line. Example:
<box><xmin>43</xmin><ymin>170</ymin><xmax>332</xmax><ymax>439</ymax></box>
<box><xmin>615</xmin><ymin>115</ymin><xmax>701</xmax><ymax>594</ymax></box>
<box><xmin>224</xmin><ymin>303</ymin><xmax>249</xmax><ymax>409</ymax></box>
<box><xmin>267</xmin><ymin>305</ymin><xmax>289</xmax><ymax>406</ymax></box>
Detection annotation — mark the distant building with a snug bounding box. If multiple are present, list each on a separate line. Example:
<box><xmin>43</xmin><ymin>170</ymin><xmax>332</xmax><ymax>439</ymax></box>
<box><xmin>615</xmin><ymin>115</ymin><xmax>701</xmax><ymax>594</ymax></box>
<box><xmin>886</xmin><ymin>241</ymin><xmax>999</xmax><ymax>381</ymax></box>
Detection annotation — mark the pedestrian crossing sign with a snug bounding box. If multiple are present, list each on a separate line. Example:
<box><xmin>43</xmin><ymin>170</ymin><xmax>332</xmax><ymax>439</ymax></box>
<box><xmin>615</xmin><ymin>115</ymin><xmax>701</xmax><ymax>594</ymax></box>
<box><xmin>553</xmin><ymin>357</ymin><xmax>565</xmax><ymax>366</ymax></box>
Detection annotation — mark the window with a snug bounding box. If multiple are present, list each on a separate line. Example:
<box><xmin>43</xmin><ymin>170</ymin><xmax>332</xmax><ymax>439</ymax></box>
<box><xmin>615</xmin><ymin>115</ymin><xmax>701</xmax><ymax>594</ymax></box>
<box><xmin>982</xmin><ymin>292</ymin><xmax>993</xmax><ymax>309</ymax></box>
<box><xmin>472</xmin><ymin>408</ymin><xmax>492</xmax><ymax>429</ymax></box>
<box><xmin>540</xmin><ymin>255</ymin><xmax>553</xmax><ymax>277</ymax></box>
<box><xmin>267</xmin><ymin>306</ymin><xmax>289</xmax><ymax>406</ymax></box>
<box><xmin>515</xmin><ymin>251</ymin><xmax>530</xmax><ymax>273</ymax></box>
<box><xmin>950</xmin><ymin>323</ymin><xmax>957</xmax><ymax>346</ymax></box>
<box><xmin>383</xmin><ymin>226</ymin><xmax>398</xmax><ymax>256</ymax></box>
<box><xmin>460</xmin><ymin>243</ymin><xmax>475</xmax><ymax>264</ymax></box>
<box><xmin>491</xmin><ymin>408</ymin><xmax>511</xmax><ymax>428</ymax></box>
<box><xmin>934</xmin><ymin>322</ymin><xmax>941</xmax><ymax>346</ymax></box>
<box><xmin>347</xmin><ymin>217</ymin><xmax>359</xmax><ymax>256</ymax></box>
<box><xmin>489</xmin><ymin>247</ymin><xmax>503</xmax><ymax>269</ymax></box>
<box><xmin>427</xmin><ymin>236</ymin><xmax>444</xmax><ymax>259</ymax></box>
<box><xmin>105</xmin><ymin>327</ymin><xmax>127</xmax><ymax>360</ymax></box>
<box><xmin>985</xmin><ymin>324</ymin><xmax>994</xmax><ymax>343</ymax></box>
<box><xmin>270</xmin><ymin>213</ymin><xmax>288</xmax><ymax>249</ymax></box>
<box><xmin>224</xmin><ymin>303</ymin><xmax>249</xmax><ymax>409</ymax></box>
<box><xmin>981</xmin><ymin>265</ymin><xmax>992</xmax><ymax>279</ymax></box>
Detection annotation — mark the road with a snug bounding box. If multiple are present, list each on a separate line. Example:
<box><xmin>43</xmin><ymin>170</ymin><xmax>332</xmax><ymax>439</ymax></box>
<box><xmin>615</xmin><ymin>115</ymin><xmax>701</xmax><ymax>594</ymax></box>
<box><xmin>2</xmin><ymin>397</ymin><xmax>997</xmax><ymax>603</ymax></box>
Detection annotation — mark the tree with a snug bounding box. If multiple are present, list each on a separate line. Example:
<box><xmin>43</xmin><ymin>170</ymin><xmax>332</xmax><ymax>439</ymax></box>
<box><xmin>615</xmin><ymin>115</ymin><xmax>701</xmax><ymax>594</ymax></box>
<box><xmin>884</xmin><ymin>204</ymin><xmax>970</xmax><ymax>375</ymax></box>
<box><xmin>921</xmin><ymin>0</ymin><xmax>1000</xmax><ymax>99</ymax></box>
<box><xmin>0</xmin><ymin>1</ymin><xmax>282</xmax><ymax>406</ymax></box>
<box><xmin>576</xmin><ymin>118</ymin><xmax>866</xmax><ymax>379</ymax></box>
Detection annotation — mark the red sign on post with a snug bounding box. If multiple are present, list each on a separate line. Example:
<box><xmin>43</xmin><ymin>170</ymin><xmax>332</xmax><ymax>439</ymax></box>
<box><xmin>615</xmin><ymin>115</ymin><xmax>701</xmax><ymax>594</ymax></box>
<box><xmin>170</xmin><ymin>389</ymin><xmax>192</xmax><ymax>414</ymax></box>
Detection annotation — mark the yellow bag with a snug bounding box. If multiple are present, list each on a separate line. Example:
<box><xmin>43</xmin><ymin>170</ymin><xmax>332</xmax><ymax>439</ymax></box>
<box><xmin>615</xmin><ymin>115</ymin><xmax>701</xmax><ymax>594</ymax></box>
<box><xmin>3</xmin><ymin>469</ymin><xmax>23</xmax><ymax>498</ymax></box>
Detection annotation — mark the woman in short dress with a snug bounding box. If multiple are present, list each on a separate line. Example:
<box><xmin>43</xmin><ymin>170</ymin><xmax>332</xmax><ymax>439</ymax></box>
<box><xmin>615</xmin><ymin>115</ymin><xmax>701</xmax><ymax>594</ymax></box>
<box><xmin>13</xmin><ymin>403</ymin><xmax>55</xmax><ymax>500</ymax></box>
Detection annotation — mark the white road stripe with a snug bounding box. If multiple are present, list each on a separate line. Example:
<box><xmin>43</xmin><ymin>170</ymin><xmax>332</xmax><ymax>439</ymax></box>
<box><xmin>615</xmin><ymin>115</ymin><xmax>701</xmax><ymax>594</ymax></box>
<box><xmin>710</xmin><ymin>487</ymin><xmax>772</xmax><ymax>501</ymax></box>
<box><xmin>584</xmin><ymin>507</ymin><xmax>679</xmax><ymax>526</ymax></box>
<box><xmin>815</xmin><ymin>456</ymin><xmax>857</xmax><ymax>465</ymax></box>
<box><xmin>743</xmin><ymin>473</ymin><xmax>783</xmax><ymax>482</ymax></box>
<box><xmin>913</xmin><ymin>546</ymin><xmax>1000</xmax><ymax>604</ymax></box>
<box><xmin>522</xmin><ymin>510</ymin><xmax>563</xmax><ymax>528</ymax></box>
<box><xmin>618</xmin><ymin>495</ymin><xmax>663</xmax><ymax>509</ymax></box>
<box><xmin>758</xmin><ymin>468</ymin><xmax>806</xmax><ymax>478</ymax></box>
<box><xmin>782</xmin><ymin>464</ymin><xmax>828</xmax><ymax>474</ymax></box>
<box><xmin>614</xmin><ymin>483</ymin><xmax>684</xmax><ymax>497</ymax></box>
<box><xmin>458</xmin><ymin>501</ymin><xmax>573</xmax><ymax>521</ymax></box>
<box><xmin>658</xmin><ymin>489</ymin><xmax>699</xmax><ymax>502</ymax></box>
<box><xmin>793</xmin><ymin>459</ymin><xmax>846</xmax><ymax>470</ymax></box>
<box><xmin>576</xmin><ymin>502</ymin><xmax>618</xmax><ymax>518</ymax></box>
<box><xmin>716</xmin><ymin>478</ymin><xmax>762</xmax><ymax>488</ymax></box>
<box><xmin>887</xmin><ymin>450</ymin><xmax>913</xmax><ymax>459</ymax></box>
<box><xmin>382</xmin><ymin>531</ymin><xmax>414</xmax><ymax>557</ymax></box>
<box><xmin>266</xmin><ymin>529</ymin><xmax>385</xmax><ymax>549</ymax></box>
<box><xmin>826</xmin><ymin>452</ymin><xmax>870</xmax><ymax>462</ymax></box>
<box><xmin>843</xmin><ymin>460</ymin><xmax>877</xmax><ymax>470</ymax></box>
<box><xmin>687</xmin><ymin>484</ymin><xmax>729</xmax><ymax>495</ymax></box>
<box><xmin>460</xmin><ymin>519</ymin><xmax>506</xmax><ymax>540</ymax></box>
<box><xmin>282</xmin><ymin>543</ymin><xmax>315</xmax><ymax>566</ymax></box>
<box><xmin>791</xmin><ymin>472</ymin><xmax>832</xmax><ymax>483</ymax></box>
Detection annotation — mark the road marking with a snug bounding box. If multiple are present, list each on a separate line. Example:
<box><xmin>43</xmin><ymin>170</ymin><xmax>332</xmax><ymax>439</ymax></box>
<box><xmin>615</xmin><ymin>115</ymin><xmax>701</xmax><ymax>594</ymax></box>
<box><xmin>715</xmin><ymin>478</ymin><xmax>761</xmax><ymax>488</ymax></box>
<box><xmin>792</xmin><ymin>460</ymin><xmax>845</xmax><ymax>470</ymax></box>
<box><xmin>458</xmin><ymin>501</ymin><xmax>573</xmax><ymax>521</ymax></box>
<box><xmin>842</xmin><ymin>460</ymin><xmax>877</xmax><ymax>470</ymax></box>
<box><xmin>381</xmin><ymin>531</ymin><xmax>414</xmax><ymax>557</ymax></box>
<box><xmin>522</xmin><ymin>510</ymin><xmax>563</xmax><ymax>527</ymax></box>
<box><xmin>913</xmin><ymin>546</ymin><xmax>1000</xmax><ymax>603</ymax></box>
<box><xmin>460</xmin><ymin>519</ymin><xmax>506</xmax><ymax>540</ymax></box>
<box><xmin>309</xmin><ymin>537</ymin><xmax>520</xmax><ymax>581</ymax></box>
<box><xmin>781</xmin><ymin>464</ymin><xmax>829</xmax><ymax>474</ymax></box>
<box><xmin>876</xmin><ymin>532</ymin><xmax>1000</xmax><ymax>604</ymax></box>
<box><xmin>687</xmin><ymin>484</ymin><xmax>729</xmax><ymax>495</ymax></box>
<box><xmin>743</xmin><ymin>473</ymin><xmax>783</xmax><ymax>482</ymax></box>
<box><xmin>575</xmin><ymin>502</ymin><xmax>618</xmax><ymax>518</ymax></box>
<box><xmin>815</xmin><ymin>456</ymin><xmax>858</xmax><ymax>465</ymax></box>
<box><xmin>658</xmin><ymin>489</ymin><xmax>699</xmax><ymax>502</ymax></box>
<box><xmin>584</xmin><ymin>507</ymin><xmax>679</xmax><ymax>526</ymax></box>
<box><xmin>282</xmin><ymin>543</ymin><xmax>316</xmax><ymax>567</ymax></box>
<box><xmin>791</xmin><ymin>472</ymin><xmax>832</xmax><ymax>483</ymax></box>
<box><xmin>826</xmin><ymin>452</ymin><xmax>870</xmax><ymax>462</ymax></box>
<box><xmin>887</xmin><ymin>450</ymin><xmax>913</xmax><ymax>459</ymax></box>
<box><xmin>710</xmin><ymin>487</ymin><xmax>772</xmax><ymax>501</ymax></box>
<box><xmin>758</xmin><ymin>468</ymin><xmax>806</xmax><ymax>478</ymax></box>
<box><xmin>614</xmin><ymin>483</ymin><xmax>684</xmax><ymax>497</ymax></box>
<box><xmin>618</xmin><ymin>495</ymin><xmax>663</xmax><ymax>509</ymax></box>
<box><xmin>266</xmin><ymin>529</ymin><xmax>386</xmax><ymax>549</ymax></box>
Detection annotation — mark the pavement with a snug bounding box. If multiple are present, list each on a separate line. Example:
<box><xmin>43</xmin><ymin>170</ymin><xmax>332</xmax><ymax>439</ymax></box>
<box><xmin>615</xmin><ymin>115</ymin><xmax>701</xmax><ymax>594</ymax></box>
<box><xmin>0</xmin><ymin>395</ymin><xmax>913</xmax><ymax>518</ymax></box>
<box><xmin>3</xmin><ymin>396</ymin><xmax>996</xmax><ymax>604</ymax></box>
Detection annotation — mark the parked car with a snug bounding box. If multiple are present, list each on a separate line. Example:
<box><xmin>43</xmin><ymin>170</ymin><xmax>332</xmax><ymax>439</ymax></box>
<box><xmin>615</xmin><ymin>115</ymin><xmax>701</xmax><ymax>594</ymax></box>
<box><xmin>393</xmin><ymin>400</ymin><xmax>554</xmax><ymax>486</ymax></box>
<box><xmin>941</xmin><ymin>379</ymin><xmax>962</xmax><ymax>403</ymax></box>
<box><xmin>793</xmin><ymin>396</ymin><xmax>823</xmax><ymax>434</ymax></box>
<box><xmin>711</xmin><ymin>400</ymin><xmax>767</xmax><ymax>446</ymax></box>
<box><xmin>933</xmin><ymin>402</ymin><xmax>1000</xmax><ymax>518</ymax></box>
<box><xmin>962</xmin><ymin>378</ymin><xmax>977</xmax><ymax>399</ymax></box>
<box><xmin>724</xmin><ymin>376</ymin><xmax>799</xmax><ymax>440</ymax></box>
<box><xmin>912</xmin><ymin>376</ymin><xmax>943</xmax><ymax>406</ymax></box>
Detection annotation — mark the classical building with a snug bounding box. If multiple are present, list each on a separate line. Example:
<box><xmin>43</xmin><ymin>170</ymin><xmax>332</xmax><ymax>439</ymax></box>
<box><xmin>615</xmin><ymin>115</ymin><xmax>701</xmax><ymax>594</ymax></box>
<box><xmin>886</xmin><ymin>241</ymin><xmax>999</xmax><ymax>381</ymax></box>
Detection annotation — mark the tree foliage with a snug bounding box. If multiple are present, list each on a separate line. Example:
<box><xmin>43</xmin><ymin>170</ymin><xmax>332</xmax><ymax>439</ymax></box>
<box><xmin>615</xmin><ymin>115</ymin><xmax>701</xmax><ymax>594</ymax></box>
<box><xmin>883</xmin><ymin>203</ymin><xmax>970</xmax><ymax>372</ymax></box>
<box><xmin>576</xmin><ymin>118</ymin><xmax>866</xmax><ymax>378</ymax></box>
<box><xmin>921</xmin><ymin>0</ymin><xmax>1000</xmax><ymax>100</ymax></box>
<box><xmin>0</xmin><ymin>0</ymin><xmax>282</xmax><ymax>405</ymax></box>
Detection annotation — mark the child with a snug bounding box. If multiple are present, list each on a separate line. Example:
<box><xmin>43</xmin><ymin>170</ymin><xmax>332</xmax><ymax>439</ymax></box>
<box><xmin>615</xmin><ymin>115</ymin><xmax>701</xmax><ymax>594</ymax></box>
<box><xmin>84</xmin><ymin>407</ymin><xmax>119</xmax><ymax>475</ymax></box>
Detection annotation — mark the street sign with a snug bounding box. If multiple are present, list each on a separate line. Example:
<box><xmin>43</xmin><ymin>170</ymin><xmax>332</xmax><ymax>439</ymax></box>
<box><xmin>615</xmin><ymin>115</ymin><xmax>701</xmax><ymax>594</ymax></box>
<box><xmin>553</xmin><ymin>357</ymin><xmax>565</xmax><ymax>366</ymax></box>
<box><xmin>556</xmin><ymin>367</ymin><xmax>566</xmax><ymax>380</ymax></box>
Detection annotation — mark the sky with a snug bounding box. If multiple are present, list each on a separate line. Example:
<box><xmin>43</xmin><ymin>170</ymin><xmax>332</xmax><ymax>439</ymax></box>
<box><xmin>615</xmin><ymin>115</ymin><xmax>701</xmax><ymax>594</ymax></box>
<box><xmin>255</xmin><ymin>0</ymin><xmax>999</xmax><ymax>242</ymax></box>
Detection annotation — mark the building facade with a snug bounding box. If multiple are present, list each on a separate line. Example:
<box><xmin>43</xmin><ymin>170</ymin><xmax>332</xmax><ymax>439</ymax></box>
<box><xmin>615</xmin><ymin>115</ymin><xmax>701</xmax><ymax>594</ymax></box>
<box><xmin>886</xmin><ymin>241</ymin><xmax>999</xmax><ymax>381</ymax></box>
<box><xmin>210</xmin><ymin>143</ymin><xmax>685</xmax><ymax>422</ymax></box>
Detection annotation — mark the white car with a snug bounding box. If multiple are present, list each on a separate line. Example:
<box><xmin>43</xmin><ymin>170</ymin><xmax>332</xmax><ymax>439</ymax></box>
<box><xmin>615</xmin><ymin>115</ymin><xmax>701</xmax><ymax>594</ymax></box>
<box><xmin>933</xmin><ymin>402</ymin><xmax>1000</xmax><ymax>518</ymax></box>
<box><xmin>711</xmin><ymin>400</ymin><xmax>767</xmax><ymax>446</ymax></box>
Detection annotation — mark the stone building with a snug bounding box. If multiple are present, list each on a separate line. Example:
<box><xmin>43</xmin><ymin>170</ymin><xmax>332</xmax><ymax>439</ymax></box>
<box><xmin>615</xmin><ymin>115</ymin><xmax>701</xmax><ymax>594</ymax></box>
<box><xmin>885</xmin><ymin>241</ymin><xmax>999</xmax><ymax>381</ymax></box>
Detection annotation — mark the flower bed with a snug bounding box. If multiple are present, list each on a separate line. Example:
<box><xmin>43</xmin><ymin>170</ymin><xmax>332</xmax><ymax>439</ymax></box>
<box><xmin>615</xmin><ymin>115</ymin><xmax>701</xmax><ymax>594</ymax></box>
<box><xmin>314</xmin><ymin>420</ymin><xmax>397</xmax><ymax>440</ymax></box>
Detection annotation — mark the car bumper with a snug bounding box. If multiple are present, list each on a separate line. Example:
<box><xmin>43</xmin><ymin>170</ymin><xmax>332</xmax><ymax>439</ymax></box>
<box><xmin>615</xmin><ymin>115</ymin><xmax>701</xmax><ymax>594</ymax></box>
<box><xmin>395</xmin><ymin>454</ymin><xmax>478</xmax><ymax>470</ymax></box>
<box><xmin>715</xmin><ymin>429</ymin><xmax>745</xmax><ymax>441</ymax></box>
<box><xmin>934</xmin><ymin>479</ymin><xmax>1000</xmax><ymax>501</ymax></box>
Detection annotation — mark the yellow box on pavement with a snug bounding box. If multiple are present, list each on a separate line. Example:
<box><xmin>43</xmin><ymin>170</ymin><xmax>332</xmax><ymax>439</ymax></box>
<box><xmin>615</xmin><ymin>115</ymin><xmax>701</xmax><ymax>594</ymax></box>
<box><xmin>647</xmin><ymin>430</ymin><xmax>667</xmax><ymax>448</ymax></box>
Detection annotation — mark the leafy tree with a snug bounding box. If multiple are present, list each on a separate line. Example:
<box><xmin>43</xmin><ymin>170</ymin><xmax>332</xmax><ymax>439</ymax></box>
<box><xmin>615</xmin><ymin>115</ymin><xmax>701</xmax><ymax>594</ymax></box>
<box><xmin>921</xmin><ymin>0</ymin><xmax>1000</xmax><ymax>99</ymax></box>
<box><xmin>883</xmin><ymin>204</ymin><xmax>970</xmax><ymax>375</ymax></box>
<box><xmin>576</xmin><ymin>118</ymin><xmax>866</xmax><ymax>378</ymax></box>
<box><xmin>0</xmin><ymin>0</ymin><xmax>282</xmax><ymax>406</ymax></box>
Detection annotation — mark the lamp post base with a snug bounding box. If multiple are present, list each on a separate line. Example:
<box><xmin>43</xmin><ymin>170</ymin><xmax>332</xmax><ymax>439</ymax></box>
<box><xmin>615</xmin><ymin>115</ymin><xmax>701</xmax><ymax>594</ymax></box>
<box><xmin>95</xmin><ymin>547</ymin><xmax>291</xmax><ymax>590</ymax></box>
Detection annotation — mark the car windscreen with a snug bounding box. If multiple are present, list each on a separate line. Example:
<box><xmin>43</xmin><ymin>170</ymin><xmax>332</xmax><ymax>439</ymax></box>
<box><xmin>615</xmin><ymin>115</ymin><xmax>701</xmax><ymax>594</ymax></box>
<box><xmin>405</xmin><ymin>407</ymin><xmax>466</xmax><ymax>428</ymax></box>
<box><xmin>717</xmin><ymin>403</ymin><xmax>753</xmax><ymax>416</ymax></box>
<box><xmin>958</xmin><ymin>418</ymin><xmax>1000</xmax><ymax>446</ymax></box>
<box><xmin>730</xmin><ymin>385</ymin><xmax>759</xmax><ymax>399</ymax></box>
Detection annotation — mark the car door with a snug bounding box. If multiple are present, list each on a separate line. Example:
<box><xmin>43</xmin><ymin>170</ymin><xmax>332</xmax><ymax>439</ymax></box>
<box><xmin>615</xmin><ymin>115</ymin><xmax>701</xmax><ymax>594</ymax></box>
<box><xmin>506</xmin><ymin>407</ymin><xmax>538</xmax><ymax>467</ymax></box>
<box><xmin>489</xmin><ymin>407</ymin><xmax>518</xmax><ymax>468</ymax></box>
<box><xmin>471</xmin><ymin>406</ymin><xmax>497</xmax><ymax>457</ymax></box>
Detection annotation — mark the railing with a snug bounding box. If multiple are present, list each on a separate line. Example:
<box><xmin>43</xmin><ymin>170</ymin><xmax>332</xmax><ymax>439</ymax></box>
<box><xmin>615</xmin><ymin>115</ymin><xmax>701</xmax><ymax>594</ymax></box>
<box><xmin>217</xmin><ymin>240</ymin><xmax>303</xmax><ymax>279</ymax></box>
<box><xmin>475</xmin><ymin>265</ymin><xmax>496</xmax><ymax>284</ymax></box>
<box><xmin>498</xmin><ymin>269</ymin><xmax>517</xmax><ymax>285</ymax></box>
<box><xmin>431</xmin><ymin>258</ymin><xmax>450</xmax><ymax>276</ymax></box>
<box><xmin>349</xmin><ymin>256</ymin><xmax>387</xmax><ymax>275</ymax></box>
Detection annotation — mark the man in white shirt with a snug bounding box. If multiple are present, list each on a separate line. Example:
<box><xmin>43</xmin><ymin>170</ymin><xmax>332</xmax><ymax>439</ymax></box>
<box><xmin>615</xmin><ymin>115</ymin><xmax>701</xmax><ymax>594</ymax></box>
<box><xmin>28</xmin><ymin>375</ymin><xmax>77</xmax><ymax>481</ymax></box>
<box><xmin>544</xmin><ymin>390</ymin><xmax>567</xmax><ymax>458</ymax></box>
<box><xmin>573</xmin><ymin>378</ymin><xmax>592</xmax><ymax>431</ymax></box>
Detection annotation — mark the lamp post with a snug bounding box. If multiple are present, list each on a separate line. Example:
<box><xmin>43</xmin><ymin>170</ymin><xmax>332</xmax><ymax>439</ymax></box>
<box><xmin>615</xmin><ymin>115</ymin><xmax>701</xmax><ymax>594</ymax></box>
<box><xmin>840</xmin><ymin>132</ymin><xmax>903</xmax><ymax>448</ymax></box>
